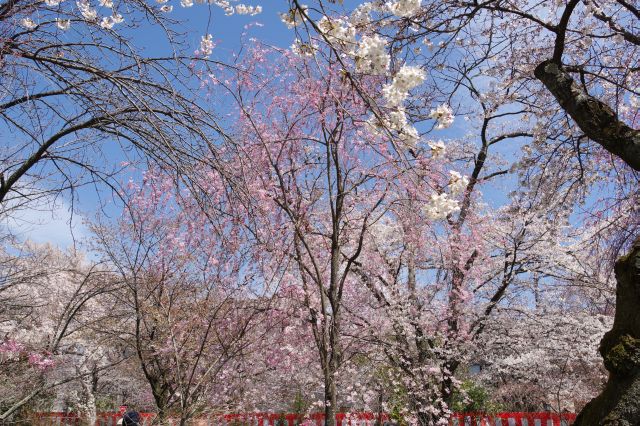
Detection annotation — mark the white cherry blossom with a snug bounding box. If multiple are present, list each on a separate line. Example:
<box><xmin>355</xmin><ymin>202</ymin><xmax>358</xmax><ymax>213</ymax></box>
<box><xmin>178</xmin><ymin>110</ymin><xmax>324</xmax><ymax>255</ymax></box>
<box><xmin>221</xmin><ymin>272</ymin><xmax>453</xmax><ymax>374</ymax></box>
<box><xmin>382</xmin><ymin>65</ymin><xmax>425</xmax><ymax>106</ymax></box>
<box><xmin>428</xmin><ymin>140</ymin><xmax>446</xmax><ymax>158</ymax></box>
<box><xmin>290</xmin><ymin>40</ymin><xmax>317</xmax><ymax>57</ymax></box>
<box><xmin>56</xmin><ymin>18</ymin><xmax>71</xmax><ymax>30</ymax></box>
<box><xmin>21</xmin><ymin>17</ymin><xmax>37</xmax><ymax>29</ymax></box>
<box><xmin>356</xmin><ymin>34</ymin><xmax>389</xmax><ymax>74</ymax></box>
<box><xmin>448</xmin><ymin>170</ymin><xmax>469</xmax><ymax>195</ymax></box>
<box><xmin>280</xmin><ymin>5</ymin><xmax>308</xmax><ymax>29</ymax></box>
<box><xmin>200</xmin><ymin>34</ymin><xmax>215</xmax><ymax>57</ymax></box>
<box><xmin>99</xmin><ymin>15</ymin><xmax>114</xmax><ymax>28</ymax></box>
<box><xmin>428</xmin><ymin>104</ymin><xmax>454</xmax><ymax>129</ymax></box>
<box><xmin>317</xmin><ymin>16</ymin><xmax>356</xmax><ymax>51</ymax></box>
<box><xmin>423</xmin><ymin>192</ymin><xmax>459</xmax><ymax>219</ymax></box>
<box><xmin>77</xmin><ymin>0</ymin><xmax>97</xmax><ymax>21</ymax></box>
<box><xmin>386</xmin><ymin>0</ymin><xmax>421</xmax><ymax>17</ymax></box>
<box><xmin>235</xmin><ymin>4</ymin><xmax>261</xmax><ymax>14</ymax></box>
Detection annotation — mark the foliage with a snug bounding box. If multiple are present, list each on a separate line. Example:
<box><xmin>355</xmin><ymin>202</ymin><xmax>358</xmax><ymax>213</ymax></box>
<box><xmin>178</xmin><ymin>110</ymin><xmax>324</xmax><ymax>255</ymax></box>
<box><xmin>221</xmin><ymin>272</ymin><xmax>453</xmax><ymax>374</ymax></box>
<box><xmin>450</xmin><ymin>380</ymin><xmax>502</xmax><ymax>414</ymax></box>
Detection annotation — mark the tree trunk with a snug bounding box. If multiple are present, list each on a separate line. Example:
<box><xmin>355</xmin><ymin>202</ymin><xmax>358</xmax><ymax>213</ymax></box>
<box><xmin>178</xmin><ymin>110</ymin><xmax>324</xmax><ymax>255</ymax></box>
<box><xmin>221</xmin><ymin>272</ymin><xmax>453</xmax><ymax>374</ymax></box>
<box><xmin>76</xmin><ymin>362</ymin><xmax>97</xmax><ymax>426</ymax></box>
<box><xmin>534</xmin><ymin>60</ymin><xmax>640</xmax><ymax>171</ymax></box>
<box><xmin>156</xmin><ymin>407</ymin><xmax>170</xmax><ymax>426</ymax></box>
<box><xmin>574</xmin><ymin>238</ymin><xmax>640</xmax><ymax>425</ymax></box>
<box><xmin>324</xmin><ymin>359</ymin><xmax>338</xmax><ymax>426</ymax></box>
<box><xmin>151</xmin><ymin>386</ymin><xmax>171</xmax><ymax>426</ymax></box>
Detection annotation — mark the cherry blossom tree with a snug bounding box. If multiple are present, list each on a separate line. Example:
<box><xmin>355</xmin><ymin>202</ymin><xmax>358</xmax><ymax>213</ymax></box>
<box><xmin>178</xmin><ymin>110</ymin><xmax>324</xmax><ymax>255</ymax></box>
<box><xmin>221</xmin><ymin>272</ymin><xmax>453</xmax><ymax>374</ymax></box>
<box><xmin>1</xmin><ymin>0</ymin><xmax>637</xmax><ymax>421</ymax></box>
<box><xmin>0</xmin><ymin>242</ymin><xmax>120</xmax><ymax>424</ymax></box>
<box><xmin>264</xmin><ymin>0</ymin><xmax>638</xmax><ymax>422</ymax></box>
<box><xmin>474</xmin><ymin>311</ymin><xmax>610</xmax><ymax>413</ymax></box>
<box><xmin>91</xmin><ymin>168</ymin><xmax>276</xmax><ymax>425</ymax></box>
<box><xmin>205</xmin><ymin>40</ymin><xmax>440</xmax><ymax>425</ymax></box>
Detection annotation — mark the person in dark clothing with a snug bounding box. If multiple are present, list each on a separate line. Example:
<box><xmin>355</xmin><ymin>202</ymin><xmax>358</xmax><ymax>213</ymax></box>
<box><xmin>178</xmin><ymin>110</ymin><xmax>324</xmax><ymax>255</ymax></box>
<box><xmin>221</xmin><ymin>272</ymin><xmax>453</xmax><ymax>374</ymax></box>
<box><xmin>122</xmin><ymin>411</ymin><xmax>141</xmax><ymax>425</ymax></box>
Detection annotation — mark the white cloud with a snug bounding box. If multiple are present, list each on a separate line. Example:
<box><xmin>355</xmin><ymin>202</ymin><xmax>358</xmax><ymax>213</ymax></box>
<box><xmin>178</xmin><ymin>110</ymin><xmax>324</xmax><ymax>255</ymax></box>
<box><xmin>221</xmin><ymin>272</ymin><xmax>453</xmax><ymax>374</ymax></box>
<box><xmin>2</xmin><ymin>198</ymin><xmax>88</xmax><ymax>249</ymax></box>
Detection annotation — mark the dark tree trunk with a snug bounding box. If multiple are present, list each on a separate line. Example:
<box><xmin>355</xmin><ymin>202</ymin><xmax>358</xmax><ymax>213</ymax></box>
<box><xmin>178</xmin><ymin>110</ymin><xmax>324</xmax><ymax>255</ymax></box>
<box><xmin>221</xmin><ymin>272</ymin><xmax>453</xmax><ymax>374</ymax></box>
<box><xmin>150</xmin><ymin>384</ymin><xmax>170</xmax><ymax>425</ymax></box>
<box><xmin>574</xmin><ymin>239</ymin><xmax>640</xmax><ymax>425</ymax></box>
<box><xmin>324</xmin><ymin>371</ymin><xmax>338</xmax><ymax>426</ymax></box>
<box><xmin>534</xmin><ymin>61</ymin><xmax>640</xmax><ymax>171</ymax></box>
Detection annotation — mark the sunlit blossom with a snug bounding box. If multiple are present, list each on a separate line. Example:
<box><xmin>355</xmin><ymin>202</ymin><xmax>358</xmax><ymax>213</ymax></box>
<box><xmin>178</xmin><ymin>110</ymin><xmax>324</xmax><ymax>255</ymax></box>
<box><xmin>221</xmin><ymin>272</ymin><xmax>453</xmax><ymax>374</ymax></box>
<box><xmin>356</xmin><ymin>34</ymin><xmax>389</xmax><ymax>74</ymax></box>
<box><xmin>21</xmin><ymin>17</ymin><xmax>37</xmax><ymax>29</ymax></box>
<box><xmin>280</xmin><ymin>5</ymin><xmax>307</xmax><ymax>29</ymax></box>
<box><xmin>56</xmin><ymin>18</ymin><xmax>71</xmax><ymax>30</ymax></box>
<box><xmin>382</xmin><ymin>65</ymin><xmax>426</xmax><ymax>106</ymax></box>
<box><xmin>423</xmin><ymin>192</ymin><xmax>459</xmax><ymax>219</ymax></box>
<box><xmin>386</xmin><ymin>0</ymin><xmax>421</xmax><ymax>17</ymax></box>
<box><xmin>77</xmin><ymin>0</ymin><xmax>97</xmax><ymax>21</ymax></box>
<box><xmin>428</xmin><ymin>140</ymin><xmax>446</xmax><ymax>158</ymax></box>
<box><xmin>448</xmin><ymin>170</ymin><xmax>469</xmax><ymax>195</ymax></box>
<box><xmin>428</xmin><ymin>104</ymin><xmax>454</xmax><ymax>129</ymax></box>
<box><xmin>200</xmin><ymin>34</ymin><xmax>215</xmax><ymax>57</ymax></box>
<box><xmin>317</xmin><ymin>16</ymin><xmax>356</xmax><ymax>51</ymax></box>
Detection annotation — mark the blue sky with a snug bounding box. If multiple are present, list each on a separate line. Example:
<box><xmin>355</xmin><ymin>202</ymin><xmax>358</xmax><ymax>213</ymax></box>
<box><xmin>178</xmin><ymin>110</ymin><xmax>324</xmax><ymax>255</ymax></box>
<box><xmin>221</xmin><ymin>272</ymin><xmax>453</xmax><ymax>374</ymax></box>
<box><xmin>6</xmin><ymin>3</ymin><xmax>296</xmax><ymax>249</ymax></box>
<box><xmin>6</xmin><ymin>2</ymin><xmax>523</xmax><ymax>250</ymax></box>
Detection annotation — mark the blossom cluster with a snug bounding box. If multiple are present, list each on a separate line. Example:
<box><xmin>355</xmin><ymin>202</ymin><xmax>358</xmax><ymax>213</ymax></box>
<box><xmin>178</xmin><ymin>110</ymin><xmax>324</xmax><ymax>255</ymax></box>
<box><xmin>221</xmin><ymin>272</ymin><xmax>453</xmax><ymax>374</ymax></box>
<box><xmin>280</xmin><ymin>4</ymin><xmax>308</xmax><ymax>28</ymax></box>
<box><xmin>423</xmin><ymin>192</ymin><xmax>460</xmax><ymax>220</ymax></box>
<box><xmin>386</xmin><ymin>0</ymin><xmax>422</xmax><ymax>17</ymax></box>
<box><xmin>290</xmin><ymin>40</ymin><xmax>318</xmax><ymax>57</ymax></box>
<box><xmin>382</xmin><ymin>65</ymin><xmax>426</xmax><ymax>106</ymax></box>
<box><xmin>21</xmin><ymin>0</ymin><xmax>262</xmax><ymax>45</ymax></box>
<box><xmin>77</xmin><ymin>0</ymin><xmax>97</xmax><ymax>21</ymax></box>
<box><xmin>279</xmin><ymin>4</ymin><xmax>453</xmax><ymax>151</ymax></box>
<box><xmin>235</xmin><ymin>4</ymin><xmax>262</xmax><ymax>15</ymax></box>
<box><xmin>28</xmin><ymin>353</ymin><xmax>56</xmax><ymax>371</ymax></box>
<box><xmin>356</xmin><ymin>34</ymin><xmax>390</xmax><ymax>74</ymax></box>
<box><xmin>0</xmin><ymin>340</ymin><xmax>55</xmax><ymax>371</ymax></box>
<box><xmin>349</xmin><ymin>2</ymin><xmax>376</xmax><ymax>26</ymax></box>
<box><xmin>0</xmin><ymin>339</ymin><xmax>24</xmax><ymax>355</ymax></box>
<box><xmin>448</xmin><ymin>170</ymin><xmax>469</xmax><ymax>195</ymax></box>
<box><xmin>317</xmin><ymin>17</ymin><xmax>356</xmax><ymax>50</ymax></box>
<box><xmin>200</xmin><ymin>34</ymin><xmax>215</xmax><ymax>57</ymax></box>
<box><xmin>186</xmin><ymin>0</ymin><xmax>262</xmax><ymax>15</ymax></box>
<box><xmin>25</xmin><ymin>0</ymin><xmax>125</xmax><ymax>30</ymax></box>
<box><xmin>20</xmin><ymin>17</ymin><xmax>37</xmax><ymax>29</ymax></box>
<box><xmin>99</xmin><ymin>12</ymin><xmax>124</xmax><ymax>29</ymax></box>
<box><xmin>428</xmin><ymin>140</ymin><xmax>446</xmax><ymax>158</ymax></box>
<box><xmin>367</xmin><ymin>109</ymin><xmax>419</xmax><ymax>148</ymax></box>
<box><xmin>428</xmin><ymin>104</ymin><xmax>454</xmax><ymax>129</ymax></box>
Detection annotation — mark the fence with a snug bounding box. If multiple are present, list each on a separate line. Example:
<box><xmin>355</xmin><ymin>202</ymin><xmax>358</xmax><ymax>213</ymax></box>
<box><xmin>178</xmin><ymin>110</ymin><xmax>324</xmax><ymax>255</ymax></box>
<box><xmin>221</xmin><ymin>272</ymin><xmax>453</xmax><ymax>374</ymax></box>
<box><xmin>31</xmin><ymin>412</ymin><xmax>577</xmax><ymax>426</ymax></box>
<box><xmin>450</xmin><ymin>412</ymin><xmax>576</xmax><ymax>426</ymax></box>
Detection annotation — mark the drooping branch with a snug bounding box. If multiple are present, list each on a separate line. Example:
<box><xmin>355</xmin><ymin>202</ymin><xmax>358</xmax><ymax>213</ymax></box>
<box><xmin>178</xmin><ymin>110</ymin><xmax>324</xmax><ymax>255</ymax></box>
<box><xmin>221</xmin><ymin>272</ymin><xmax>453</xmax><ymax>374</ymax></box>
<box><xmin>534</xmin><ymin>60</ymin><xmax>640</xmax><ymax>171</ymax></box>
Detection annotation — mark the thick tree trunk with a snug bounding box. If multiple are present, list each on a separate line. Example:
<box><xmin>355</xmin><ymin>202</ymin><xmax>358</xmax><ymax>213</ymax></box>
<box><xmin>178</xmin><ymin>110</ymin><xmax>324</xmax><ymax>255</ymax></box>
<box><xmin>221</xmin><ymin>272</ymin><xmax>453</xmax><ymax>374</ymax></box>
<box><xmin>156</xmin><ymin>407</ymin><xmax>170</xmax><ymax>426</ymax></box>
<box><xmin>574</xmin><ymin>238</ymin><xmax>640</xmax><ymax>425</ymax></box>
<box><xmin>76</xmin><ymin>363</ymin><xmax>97</xmax><ymax>426</ymax></box>
<box><xmin>324</xmin><ymin>370</ymin><xmax>338</xmax><ymax>426</ymax></box>
<box><xmin>151</xmin><ymin>386</ymin><xmax>171</xmax><ymax>426</ymax></box>
<box><xmin>534</xmin><ymin>60</ymin><xmax>640</xmax><ymax>171</ymax></box>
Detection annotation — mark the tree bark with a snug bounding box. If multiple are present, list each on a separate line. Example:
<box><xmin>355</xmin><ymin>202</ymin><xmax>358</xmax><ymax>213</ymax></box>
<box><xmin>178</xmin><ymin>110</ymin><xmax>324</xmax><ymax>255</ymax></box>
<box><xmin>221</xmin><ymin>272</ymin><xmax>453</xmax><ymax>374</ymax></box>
<box><xmin>534</xmin><ymin>60</ymin><xmax>640</xmax><ymax>171</ymax></box>
<box><xmin>150</xmin><ymin>383</ymin><xmax>170</xmax><ymax>426</ymax></box>
<box><xmin>574</xmin><ymin>238</ymin><xmax>640</xmax><ymax>425</ymax></box>
<box><xmin>325</xmin><ymin>368</ymin><xmax>338</xmax><ymax>426</ymax></box>
<box><xmin>76</xmin><ymin>362</ymin><xmax>97</xmax><ymax>426</ymax></box>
